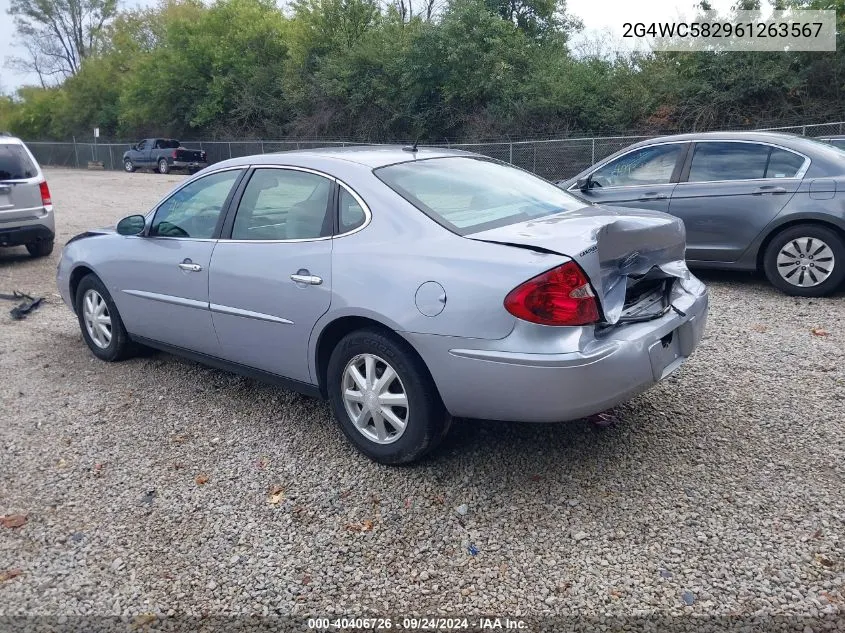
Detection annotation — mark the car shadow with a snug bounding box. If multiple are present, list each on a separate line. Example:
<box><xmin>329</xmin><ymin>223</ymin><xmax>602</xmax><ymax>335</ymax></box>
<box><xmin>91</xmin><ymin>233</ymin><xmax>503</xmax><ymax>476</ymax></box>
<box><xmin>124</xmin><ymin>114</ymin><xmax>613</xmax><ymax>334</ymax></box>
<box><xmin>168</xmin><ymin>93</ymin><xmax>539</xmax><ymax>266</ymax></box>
<box><xmin>690</xmin><ymin>267</ymin><xmax>845</xmax><ymax>298</ymax></box>
<box><xmin>0</xmin><ymin>246</ymin><xmax>35</xmax><ymax>264</ymax></box>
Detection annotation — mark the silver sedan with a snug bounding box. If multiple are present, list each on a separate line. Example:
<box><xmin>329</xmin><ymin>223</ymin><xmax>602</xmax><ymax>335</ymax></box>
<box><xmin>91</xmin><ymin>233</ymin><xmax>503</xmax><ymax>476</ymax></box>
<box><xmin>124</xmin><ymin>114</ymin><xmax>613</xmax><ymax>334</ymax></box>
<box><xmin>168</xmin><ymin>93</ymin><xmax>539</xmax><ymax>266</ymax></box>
<box><xmin>57</xmin><ymin>147</ymin><xmax>709</xmax><ymax>464</ymax></box>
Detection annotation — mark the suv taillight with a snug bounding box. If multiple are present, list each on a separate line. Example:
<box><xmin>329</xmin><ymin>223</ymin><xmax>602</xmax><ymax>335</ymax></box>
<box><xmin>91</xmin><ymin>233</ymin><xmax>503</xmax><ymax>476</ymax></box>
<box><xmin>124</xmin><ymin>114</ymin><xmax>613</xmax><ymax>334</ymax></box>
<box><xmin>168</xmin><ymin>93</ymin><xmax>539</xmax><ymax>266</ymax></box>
<box><xmin>39</xmin><ymin>181</ymin><xmax>52</xmax><ymax>206</ymax></box>
<box><xmin>172</xmin><ymin>150</ymin><xmax>179</xmax><ymax>159</ymax></box>
<box><xmin>504</xmin><ymin>261</ymin><xmax>599</xmax><ymax>326</ymax></box>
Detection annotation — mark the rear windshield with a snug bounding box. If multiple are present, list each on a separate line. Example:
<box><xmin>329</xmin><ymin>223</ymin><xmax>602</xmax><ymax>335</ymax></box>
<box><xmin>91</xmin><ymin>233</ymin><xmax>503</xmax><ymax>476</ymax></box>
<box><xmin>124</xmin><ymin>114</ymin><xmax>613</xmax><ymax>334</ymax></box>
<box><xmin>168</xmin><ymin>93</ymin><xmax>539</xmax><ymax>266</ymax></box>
<box><xmin>0</xmin><ymin>143</ymin><xmax>37</xmax><ymax>180</ymax></box>
<box><xmin>375</xmin><ymin>157</ymin><xmax>584</xmax><ymax>235</ymax></box>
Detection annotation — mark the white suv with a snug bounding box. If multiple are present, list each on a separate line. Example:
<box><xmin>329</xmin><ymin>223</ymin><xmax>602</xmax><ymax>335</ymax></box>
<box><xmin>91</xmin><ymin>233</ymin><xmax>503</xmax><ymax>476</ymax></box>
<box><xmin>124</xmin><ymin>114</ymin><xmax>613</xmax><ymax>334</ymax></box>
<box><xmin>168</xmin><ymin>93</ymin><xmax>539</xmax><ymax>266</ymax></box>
<box><xmin>0</xmin><ymin>134</ymin><xmax>54</xmax><ymax>257</ymax></box>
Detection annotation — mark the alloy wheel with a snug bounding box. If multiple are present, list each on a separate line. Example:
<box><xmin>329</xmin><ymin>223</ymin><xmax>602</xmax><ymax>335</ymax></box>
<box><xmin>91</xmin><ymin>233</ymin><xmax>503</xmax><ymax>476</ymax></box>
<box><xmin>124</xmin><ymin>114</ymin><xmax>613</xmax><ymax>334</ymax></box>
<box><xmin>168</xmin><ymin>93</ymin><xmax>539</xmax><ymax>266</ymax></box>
<box><xmin>341</xmin><ymin>353</ymin><xmax>409</xmax><ymax>445</ymax></box>
<box><xmin>776</xmin><ymin>237</ymin><xmax>835</xmax><ymax>287</ymax></box>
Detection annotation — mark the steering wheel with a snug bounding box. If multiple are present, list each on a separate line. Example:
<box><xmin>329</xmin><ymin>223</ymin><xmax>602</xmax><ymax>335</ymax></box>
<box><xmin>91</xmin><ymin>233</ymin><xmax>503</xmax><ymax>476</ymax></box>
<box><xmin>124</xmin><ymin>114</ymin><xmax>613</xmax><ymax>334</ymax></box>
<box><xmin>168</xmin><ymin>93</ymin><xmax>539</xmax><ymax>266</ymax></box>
<box><xmin>156</xmin><ymin>221</ymin><xmax>189</xmax><ymax>238</ymax></box>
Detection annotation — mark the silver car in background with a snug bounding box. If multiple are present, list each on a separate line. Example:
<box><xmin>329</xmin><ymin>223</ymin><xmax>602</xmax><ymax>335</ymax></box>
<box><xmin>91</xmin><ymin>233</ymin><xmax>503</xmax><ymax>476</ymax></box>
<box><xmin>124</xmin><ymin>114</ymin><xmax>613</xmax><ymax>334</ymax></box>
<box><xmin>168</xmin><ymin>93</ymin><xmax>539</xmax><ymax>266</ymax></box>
<box><xmin>57</xmin><ymin>147</ymin><xmax>708</xmax><ymax>464</ymax></box>
<box><xmin>559</xmin><ymin>132</ymin><xmax>845</xmax><ymax>297</ymax></box>
<box><xmin>0</xmin><ymin>133</ymin><xmax>55</xmax><ymax>257</ymax></box>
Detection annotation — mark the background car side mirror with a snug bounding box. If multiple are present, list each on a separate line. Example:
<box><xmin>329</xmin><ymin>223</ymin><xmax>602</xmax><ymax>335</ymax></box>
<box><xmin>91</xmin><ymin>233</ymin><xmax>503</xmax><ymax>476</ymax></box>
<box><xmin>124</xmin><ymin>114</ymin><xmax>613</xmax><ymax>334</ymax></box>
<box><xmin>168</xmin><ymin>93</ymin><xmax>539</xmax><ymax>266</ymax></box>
<box><xmin>576</xmin><ymin>176</ymin><xmax>592</xmax><ymax>191</ymax></box>
<box><xmin>116</xmin><ymin>214</ymin><xmax>146</xmax><ymax>236</ymax></box>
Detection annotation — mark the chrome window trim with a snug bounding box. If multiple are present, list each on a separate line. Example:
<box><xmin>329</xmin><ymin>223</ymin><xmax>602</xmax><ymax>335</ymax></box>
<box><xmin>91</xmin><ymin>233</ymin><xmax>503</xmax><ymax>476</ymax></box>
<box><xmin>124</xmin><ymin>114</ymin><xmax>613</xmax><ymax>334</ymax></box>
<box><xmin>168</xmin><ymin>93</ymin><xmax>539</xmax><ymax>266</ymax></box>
<box><xmin>221</xmin><ymin>164</ymin><xmax>373</xmax><ymax>244</ymax></box>
<box><xmin>566</xmin><ymin>141</ymin><xmax>689</xmax><ymax>192</ymax></box>
<box><xmin>567</xmin><ymin>139</ymin><xmax>812</xmax><ymax>192</ymax></box>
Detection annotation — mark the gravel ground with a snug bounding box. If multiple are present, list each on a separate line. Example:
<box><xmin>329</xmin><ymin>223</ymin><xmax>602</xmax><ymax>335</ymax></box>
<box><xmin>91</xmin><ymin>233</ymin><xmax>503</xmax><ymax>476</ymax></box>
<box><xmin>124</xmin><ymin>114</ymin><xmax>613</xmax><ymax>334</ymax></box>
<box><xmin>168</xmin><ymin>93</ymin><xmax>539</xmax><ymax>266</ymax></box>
<box><xmin>1</xmin><ymin>169</ymin><xmax>844</xmax><ymax>624</ymax></box>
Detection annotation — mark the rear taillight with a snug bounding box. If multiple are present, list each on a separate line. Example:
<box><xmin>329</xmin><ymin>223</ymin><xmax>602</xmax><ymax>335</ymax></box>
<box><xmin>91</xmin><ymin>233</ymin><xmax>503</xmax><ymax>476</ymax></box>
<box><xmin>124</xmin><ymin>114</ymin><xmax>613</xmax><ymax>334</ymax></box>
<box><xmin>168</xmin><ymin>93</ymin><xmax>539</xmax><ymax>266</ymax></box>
<box><xmin>172</xmin><ymin>150</ymin><xmax>178</xmax><ymax>159</ymax></box>
<box><xmin>504</xmin><ymin>261</ymin><xmax>599</xmax><ymax>326</ymax></box>
<box><xmin>39</xmin><ymin>181</ymin><xmax>52</xmax><ymax>206</ymax></box>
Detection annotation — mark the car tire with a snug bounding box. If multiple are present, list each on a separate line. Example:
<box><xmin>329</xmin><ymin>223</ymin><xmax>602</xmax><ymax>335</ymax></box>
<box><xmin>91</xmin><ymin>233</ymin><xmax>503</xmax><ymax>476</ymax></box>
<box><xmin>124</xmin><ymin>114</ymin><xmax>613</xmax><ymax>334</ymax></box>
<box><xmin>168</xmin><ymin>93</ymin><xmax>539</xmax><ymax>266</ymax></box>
<box><xmin>26</xmin><ymin>239</ymin><xmax>54</xmax><ymax>257</ymax></box>
<box><xmin>124</xmin><ymin>159</ymin><xmax>135</xmax><ymax>173</ymax></box>
<box><xmin>763</xmin><ymin>224</ymin><xmax>845</xmax><ymax>297</ymax></box>
<box><xmin>157</xmin><ymin>159</ymin><xmax>170</xmax><ymax>175</ymax></box>
<box><xmin>75</xmin><ymin>273</ymin><xmax>136</xmax><ymax>362</ymax></box>
<box><xmin>326</xmin><ymin>328</ymin><xmax>451</xmax><ymax>465</ymax></box>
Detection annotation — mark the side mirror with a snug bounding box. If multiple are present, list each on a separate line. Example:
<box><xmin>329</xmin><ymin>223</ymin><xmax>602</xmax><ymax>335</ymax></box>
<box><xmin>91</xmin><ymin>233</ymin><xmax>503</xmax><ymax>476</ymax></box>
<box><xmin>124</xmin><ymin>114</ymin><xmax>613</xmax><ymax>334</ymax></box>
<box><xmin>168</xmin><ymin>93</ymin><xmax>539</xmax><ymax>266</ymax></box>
<box><xmin>131</xmin><ymin>145</ymin><xmax>137</xmax><ymax>151</ymax></box>
<box><xmin>116</xmin><ymin>214</ymin><xmax>146</xmax><ymax>236</ymax></box>
<box><xmin>576</xmin><ymin>176</ymin><xmax>592</xmax><ymax>192</ymax></box>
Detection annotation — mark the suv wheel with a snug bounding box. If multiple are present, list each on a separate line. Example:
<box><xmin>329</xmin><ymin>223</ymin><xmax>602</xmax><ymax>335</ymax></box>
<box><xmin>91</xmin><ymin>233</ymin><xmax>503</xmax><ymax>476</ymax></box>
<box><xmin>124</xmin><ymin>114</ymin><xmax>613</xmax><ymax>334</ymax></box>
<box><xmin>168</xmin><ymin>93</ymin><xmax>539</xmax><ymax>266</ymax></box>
<box><xmin>157</xmin><ymin>159</ymin><xmax>170</xmax><ymax>174</ymax></box>
<box><xmin>763</xmin><ymin>224</ymin><xmax>845</xmax><ymax>297</ymax></box>
<box><xmin>124</xmin><ymin>159</ymin><xmax>135</xmax><ymax>173</ymax></box>
<box><xmin>326</xmin><ymin>328</ymin><xmax>451</xmax><ymax>465</ymax></box>
<box><xmin>26</xmin><ymin>240</ymin><xmax>54</xmax><ymax>257</ymax></box>
<box><xmin>75</xmin><ymin>273</ymin><xmax>136</xmax><ymax>361</ymax></box>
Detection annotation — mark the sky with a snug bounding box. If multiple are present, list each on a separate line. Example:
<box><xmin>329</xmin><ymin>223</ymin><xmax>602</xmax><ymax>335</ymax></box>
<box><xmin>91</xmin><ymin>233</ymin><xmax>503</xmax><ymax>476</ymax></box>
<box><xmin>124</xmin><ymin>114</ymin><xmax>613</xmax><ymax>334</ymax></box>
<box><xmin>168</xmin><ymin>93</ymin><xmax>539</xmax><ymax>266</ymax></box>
<box><xmin>1</xmin><ymin>0</ymin><xmax>740</xmax><ymax>92</ymax></box>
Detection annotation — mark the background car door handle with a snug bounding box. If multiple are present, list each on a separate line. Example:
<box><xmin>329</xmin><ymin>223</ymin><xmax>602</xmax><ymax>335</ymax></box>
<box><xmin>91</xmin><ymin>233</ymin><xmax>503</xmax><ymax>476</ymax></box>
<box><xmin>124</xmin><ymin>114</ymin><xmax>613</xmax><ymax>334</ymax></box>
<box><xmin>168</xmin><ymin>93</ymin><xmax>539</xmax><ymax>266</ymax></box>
<box><xmin>290</xmin><ymin>273</ymin><xmax>323</xmax><ymax>285</ymax></box>
<box><xmin>178</xmin><ymin>260</ymin><xmax>202</xmax><ymax>272</ymax></box>
<box><xmin>638</xmin><ymin>192</ymin><xmax>668</xmax><ymax>200</ymax></box>
<box><xmin>752</xmin><ymin>185</ymin><xmax>787</xmax><ymax>195</ymax></box>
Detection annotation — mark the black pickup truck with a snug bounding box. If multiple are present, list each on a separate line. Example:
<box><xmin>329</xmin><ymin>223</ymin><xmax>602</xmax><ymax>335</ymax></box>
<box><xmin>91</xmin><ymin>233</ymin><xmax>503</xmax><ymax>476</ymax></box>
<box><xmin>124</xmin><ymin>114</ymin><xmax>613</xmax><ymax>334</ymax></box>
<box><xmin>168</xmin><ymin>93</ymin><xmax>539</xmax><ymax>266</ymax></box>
<box><xmin>122</xmin><ymin>139</ymin><xmax>208</xmax><ymax>174</ymax></box>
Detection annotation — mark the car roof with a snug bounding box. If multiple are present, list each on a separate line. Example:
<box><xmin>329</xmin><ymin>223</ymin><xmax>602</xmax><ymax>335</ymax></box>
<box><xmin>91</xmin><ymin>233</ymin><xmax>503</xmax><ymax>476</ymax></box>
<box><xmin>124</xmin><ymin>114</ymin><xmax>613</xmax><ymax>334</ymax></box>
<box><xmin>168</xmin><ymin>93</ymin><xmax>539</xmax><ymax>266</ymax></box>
<box><xmin>631</xmin><ymin>130</ymin><xmax>814</xmax><ymax>146</ymax></box>
<box><xmin>217</xmin><ymin>145</ymin><xmax>477</xmax><ymax>170</ymax></box>
<box><xmin>0</xmin><ymin>134</ymin><xmax>24</xmax><ymax>145</ymax></box>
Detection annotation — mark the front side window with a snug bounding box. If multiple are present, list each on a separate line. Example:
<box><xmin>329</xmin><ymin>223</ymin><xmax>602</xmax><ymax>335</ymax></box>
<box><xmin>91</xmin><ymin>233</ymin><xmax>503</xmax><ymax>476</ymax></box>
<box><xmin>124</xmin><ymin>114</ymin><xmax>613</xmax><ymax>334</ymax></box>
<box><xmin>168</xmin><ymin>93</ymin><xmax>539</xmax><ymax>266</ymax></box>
<box><xmin>137</xmin><ymin>140</ymin><xmax>146</xmax><ymax>151</ymax></box>
<box><xmin>688</xmin><ymin>142</ymin><xmax>771</xmax><ymax>181</ymax></box>
<box><xmin>231</xmin><ymin>168</ymin><xmax>332</xmax><ymax>240</ymax></box>
<box><xmin>590</xmin><ymin>144</ymin><xmax>683</xmax><ymax>187</ymax></box>
<box><xmin>150</xmin><ymin>169</ymin><xmax>241</xmax><ymax>238</ymax></box>
<box><xmin>375</xmin><ymin>157</ymin><xmax>583</xmax><ymax>235</ymax></box>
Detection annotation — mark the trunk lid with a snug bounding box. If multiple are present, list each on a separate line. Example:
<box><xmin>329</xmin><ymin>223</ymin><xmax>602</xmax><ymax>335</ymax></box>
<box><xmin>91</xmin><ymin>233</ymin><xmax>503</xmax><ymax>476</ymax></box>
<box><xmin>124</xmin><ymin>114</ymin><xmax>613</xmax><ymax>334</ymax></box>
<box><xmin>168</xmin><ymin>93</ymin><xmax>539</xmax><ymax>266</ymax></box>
<box><xmin>468</xmin><ymin>205</ymin><xmax>690</xmax><ymax>324</ymax></box>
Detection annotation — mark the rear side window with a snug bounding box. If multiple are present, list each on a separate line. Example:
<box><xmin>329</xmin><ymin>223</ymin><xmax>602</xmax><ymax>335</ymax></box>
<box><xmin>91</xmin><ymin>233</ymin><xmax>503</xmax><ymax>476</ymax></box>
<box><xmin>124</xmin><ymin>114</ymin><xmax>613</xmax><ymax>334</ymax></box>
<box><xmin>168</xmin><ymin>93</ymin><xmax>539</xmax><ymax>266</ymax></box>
<box><xmin>339</xmin><ymin>187</ymin><xmax>366</xmax><ymax>232</ymax></box>
<box><xmin>0</xmin><ymin>144</ymin><xmax>37</xmax><ymax>180</ymax></box>
<box><xmin>766</xmin><ymin>148</ymin><xmax>806</xmax><ymax>178</ymax></box>
<box><xmin>688</xmin><ymin>142</ymin><xmax>771</xmax><ymax>181</ymax></box>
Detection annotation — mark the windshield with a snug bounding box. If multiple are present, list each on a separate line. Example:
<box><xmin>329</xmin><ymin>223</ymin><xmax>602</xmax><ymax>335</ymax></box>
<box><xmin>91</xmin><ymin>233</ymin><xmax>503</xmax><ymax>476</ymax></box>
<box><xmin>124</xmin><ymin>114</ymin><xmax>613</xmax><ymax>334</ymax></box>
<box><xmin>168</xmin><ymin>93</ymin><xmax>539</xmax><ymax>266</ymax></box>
<box><xmin>375</xmin><ymin>157</ymin><xmax>584</xmax><ymax>235</ymax></box>
<box><xmin>0</xmin><ymin>143</ymin><xmax>37</xmax><ymax>180</ymax></box>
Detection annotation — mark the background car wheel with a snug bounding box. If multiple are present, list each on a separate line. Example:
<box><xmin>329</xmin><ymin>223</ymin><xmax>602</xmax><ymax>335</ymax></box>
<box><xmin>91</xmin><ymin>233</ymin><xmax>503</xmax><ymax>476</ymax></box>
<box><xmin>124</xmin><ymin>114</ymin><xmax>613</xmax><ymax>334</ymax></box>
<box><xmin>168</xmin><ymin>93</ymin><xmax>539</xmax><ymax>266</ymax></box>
<box><xmin>763</xmin><ymin>224</ymin><xmax>845</xmax><ymax>297</ymax></box>
<box><xmin>26</xmin><ymin>240</ymin><xmax>53</xmax><ymax>257</ymax></box>
<box><xmin>124</xmin><ymin>159</ymin><xmax>135</xmax><ymax>173</ymax></box>
<box><xmin>75</xmin><ymin>274</ymin><xmax>137</xmax><ymax>361</ymax></box>
<box><xmin>326</xmin><ymin>328</ymin><xmax>451</xmax><ymax>465</ymax></box>
<box><xmin>157</xmin><ymin>159</ymin><xmax>170</xmax><ymax>174</ymax></box>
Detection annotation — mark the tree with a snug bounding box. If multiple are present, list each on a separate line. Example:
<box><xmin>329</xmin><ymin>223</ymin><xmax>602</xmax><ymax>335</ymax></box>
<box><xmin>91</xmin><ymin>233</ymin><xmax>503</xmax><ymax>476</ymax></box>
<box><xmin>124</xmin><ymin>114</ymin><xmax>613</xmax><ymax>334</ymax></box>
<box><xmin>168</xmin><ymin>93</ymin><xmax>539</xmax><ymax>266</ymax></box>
<box><xmin>481</xmin><ymin>0</ymin><xmax>580</xmax><ymax>39</ymax></box>
<box><xmin>6</xmin><ymin>0</ymin><xmax>118</xmax><ymax>84</ymax></box>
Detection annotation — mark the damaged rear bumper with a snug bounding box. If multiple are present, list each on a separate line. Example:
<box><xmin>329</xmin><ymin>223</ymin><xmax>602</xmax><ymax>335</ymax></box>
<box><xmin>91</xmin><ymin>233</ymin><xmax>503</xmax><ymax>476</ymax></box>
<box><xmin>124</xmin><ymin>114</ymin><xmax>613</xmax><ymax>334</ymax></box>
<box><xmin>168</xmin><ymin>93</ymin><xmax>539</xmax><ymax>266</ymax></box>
<box><xmin>403</xmin><ymin>276</ymin><xmax>709</xmax><ymax>423</ymax></box>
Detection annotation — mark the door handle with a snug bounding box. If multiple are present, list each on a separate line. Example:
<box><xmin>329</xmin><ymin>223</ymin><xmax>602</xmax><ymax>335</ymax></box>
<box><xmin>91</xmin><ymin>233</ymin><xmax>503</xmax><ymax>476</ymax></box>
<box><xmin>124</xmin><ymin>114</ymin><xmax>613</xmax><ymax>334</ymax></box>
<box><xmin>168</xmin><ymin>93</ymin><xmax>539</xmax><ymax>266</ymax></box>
<box><xmin>752</xmin><ymin>185</ymin><xmax>787</xmax><ymax>195</ymax></box>
<box><xmin>638</xmin><ymin>192</ymin><xmax>668</xmax><ymax>200</ymax></box>
<box><xmin>178</xmin><ymin>259</ymin><xmax>202</xmax><ymax>272</ymax></box>
<box><xmin>290</xmin><ymin>273</ymin><xmax>323</xmax><ymax>285</ymax></box>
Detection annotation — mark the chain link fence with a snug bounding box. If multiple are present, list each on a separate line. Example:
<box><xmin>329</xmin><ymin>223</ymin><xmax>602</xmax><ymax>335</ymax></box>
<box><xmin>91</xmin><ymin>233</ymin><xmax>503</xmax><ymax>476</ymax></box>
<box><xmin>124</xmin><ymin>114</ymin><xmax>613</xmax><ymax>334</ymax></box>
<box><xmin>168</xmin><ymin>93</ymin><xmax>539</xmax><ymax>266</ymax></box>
<box><xmin>24</xmin><ymin>121</ymin><xmax>845</xmax><ymax>182</ymax></box>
